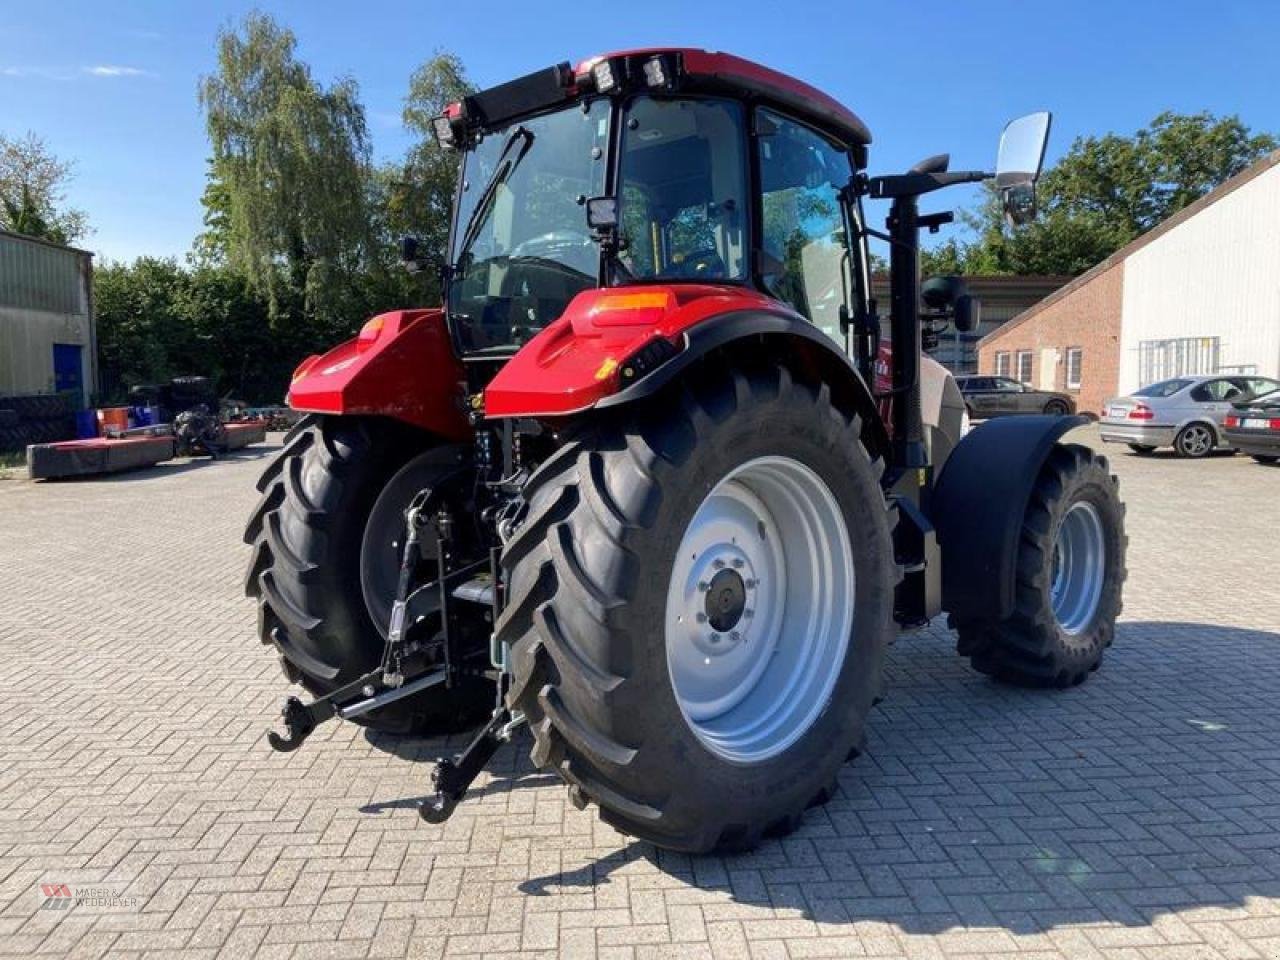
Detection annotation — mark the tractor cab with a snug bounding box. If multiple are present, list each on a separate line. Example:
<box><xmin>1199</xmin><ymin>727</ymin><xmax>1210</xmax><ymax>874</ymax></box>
<box><xmin>430</xmin><ymin>50</ymin><xmax>874</xmax><ymax>364</ymax></box>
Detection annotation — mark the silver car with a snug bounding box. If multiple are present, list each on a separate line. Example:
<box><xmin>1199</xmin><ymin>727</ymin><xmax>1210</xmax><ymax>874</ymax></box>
<box><xmin>1100</xmin><ymin>374</ymin><xmax>1280</xmax><ymax>458</ymax></box>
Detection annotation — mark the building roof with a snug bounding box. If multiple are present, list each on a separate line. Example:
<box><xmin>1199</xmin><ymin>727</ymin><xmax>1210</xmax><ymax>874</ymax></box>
<box><xmin>980</xmin><ymin>148</ymin><xmax>1280</xmax><ymax>346</ymax></box>
<box><xmin>0</xmin><ymin>228</ymin><xmax>93</xmax><ymax>258</ymax></box>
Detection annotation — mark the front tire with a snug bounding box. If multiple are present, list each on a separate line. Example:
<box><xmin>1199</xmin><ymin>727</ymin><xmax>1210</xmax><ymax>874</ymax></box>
<box><xmin>954</xmin><ymin>445</ymin><xmax>1126</xmax><ymax>687</ymax></box>
<box><xmin>1127</xmin><ymin>443</ymin><xmax>1157</xmax><ymax>455</ymax></box>
<box><xmin>244</xmin><ymin>416</ymin><xmax>490</xmax><ymax>734</ymax></box>
<box><xmin>498</xmin><ymin>363</ymin><xmax>896</xmax><ymax>852</ymax></box>
<box><xmin>1044</xmin><ymin>399</ymin><xmax>1070</xmax><ymax>416</ymax></box>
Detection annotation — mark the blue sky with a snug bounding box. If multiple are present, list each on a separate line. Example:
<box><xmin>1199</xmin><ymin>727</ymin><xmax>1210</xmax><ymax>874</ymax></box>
<box><xmin>3</xmin><ymin>1</ymin><xmax>1278</xmax><ymax>264</ymax></box>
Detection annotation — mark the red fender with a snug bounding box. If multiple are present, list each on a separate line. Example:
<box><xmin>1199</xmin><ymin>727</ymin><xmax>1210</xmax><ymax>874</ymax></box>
<box><xmin>287</xmin><ymin>309</ymin><xmax>471</xmax><ymax>441</ymax></box>
<box><xmin>484</xmin><ymin>284</ymin><xmax>795</xmax><ymax>418</ymax></box>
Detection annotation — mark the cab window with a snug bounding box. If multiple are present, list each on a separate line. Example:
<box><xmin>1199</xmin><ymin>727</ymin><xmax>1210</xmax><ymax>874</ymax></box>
<box><xmin>617</xmin><ymin>97</ymin><xmax>749</xmax><ymax>282</ymax></box>
<box><xmin>756</xmin><ymin>110</ymin><xmax>852</xmax><ymax>345</ymax></box>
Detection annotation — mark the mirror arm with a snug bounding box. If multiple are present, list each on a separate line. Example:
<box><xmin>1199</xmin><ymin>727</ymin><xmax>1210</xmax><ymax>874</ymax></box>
<box><xmin>865</xmin><ymin>170</ymin><xmax>992</xmax><ymax>200</ymax></box>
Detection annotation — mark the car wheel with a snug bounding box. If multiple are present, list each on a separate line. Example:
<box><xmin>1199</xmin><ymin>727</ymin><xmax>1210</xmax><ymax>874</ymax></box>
<box><xmin>1252</xmin><ymin>454</ymin><xmax>1279</xmax><ymax>465</ymax></box>
<box><xmin>1126</xmin><ymin>444</ymin><xmax>1157</xmax><ymax>455</ymax></box>
<box><xmin>1043</xmin><ymin>399</ymin><xmax>1070</xmax><ymax>416</ymax></box>
<box><xmin>1173</xmin><ymin>423</ymin><xmax>1215</xmax><ymax>459</ymax></box>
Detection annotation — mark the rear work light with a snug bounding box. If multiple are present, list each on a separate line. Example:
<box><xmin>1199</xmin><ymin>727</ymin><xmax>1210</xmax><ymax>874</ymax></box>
<box><xmin>591</xmin><ymin>59</ymin><xmax>617</xmax><ymax>93</ymax></box>
<box><xmin>1128</xmin><ymin>404</ymin><xmax>1154</xmax><ymax>421</ymax></box>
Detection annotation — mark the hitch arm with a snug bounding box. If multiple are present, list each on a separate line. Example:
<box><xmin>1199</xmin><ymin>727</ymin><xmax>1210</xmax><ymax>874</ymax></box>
<box><xmin>419</xmin><ymin>709</ymin><xmax>518</xmax><ymax>823</ymax></box>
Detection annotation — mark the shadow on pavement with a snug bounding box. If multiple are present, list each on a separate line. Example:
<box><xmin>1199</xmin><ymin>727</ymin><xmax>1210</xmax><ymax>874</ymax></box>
<box><xmin>515</xmin><ymin>620</ymin><xmax>1280</xmax><ymax>934</ymax></box>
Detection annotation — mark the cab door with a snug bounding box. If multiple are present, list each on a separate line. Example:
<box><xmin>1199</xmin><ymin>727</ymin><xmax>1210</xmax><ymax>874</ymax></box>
<box><xmin>754</xmin><ymin>108</ymin><xmax>855</xmax><ymax>349</ymax></box>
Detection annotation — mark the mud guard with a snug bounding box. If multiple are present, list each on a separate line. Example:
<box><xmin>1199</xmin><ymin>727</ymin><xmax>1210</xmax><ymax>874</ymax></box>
<box><xmin>287</xmin><ymin>309</ymin><xmax>471</xmax><ymax>441</ymax></box>
<box><xmin>483</xmin><ymin>286</ymin><xmax>886</xmax><ymax>455</ymax></box>
<box><xmin>933</xmin><ymin>414</ymin><xmax>1088</xmax><ymax>621</ymax></box>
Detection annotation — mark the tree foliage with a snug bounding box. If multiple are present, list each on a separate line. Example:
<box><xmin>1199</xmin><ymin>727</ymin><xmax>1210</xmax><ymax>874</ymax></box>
<box><xmin>922</xmin><ymin>111</ymin><xmax>1277</xmax><ymax>277</ymax></box>
<box><xmin>0</xmin><ymin>132</ymin><xmax>89</xmax><ymax>244</ymax></box>
<box><xmin>198</xmin><ymin>13</ymin><xmax>376</xmax><ymax>326</ymax></box>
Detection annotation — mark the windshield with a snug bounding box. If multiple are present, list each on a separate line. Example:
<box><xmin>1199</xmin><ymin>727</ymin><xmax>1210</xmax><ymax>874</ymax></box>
<box><xmin>448</xmin><ymin>100</ymin><xmax>610</xmax><ymax>352</ymax></box>
<box><xmin>1135</xmin><ymin>378</ymin><xmax>1192</xmax><ymax>398</ymax></box>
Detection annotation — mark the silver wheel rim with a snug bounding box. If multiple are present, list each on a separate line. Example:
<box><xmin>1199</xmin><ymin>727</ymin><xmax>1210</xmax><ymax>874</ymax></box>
<box><xmin>664</xmin><ymin>456</ymin><xmax>854</xmax><ymax>764</ymax></box>
<box><xmin>1050</xmin><ymin>500</ymin><xmax>1106</xmax><ymax>634</ymax></box>
<box><xmin>1180</xmin><ymin>425</ymin><xmax>1212</xmax><ymax>455</ymax></box>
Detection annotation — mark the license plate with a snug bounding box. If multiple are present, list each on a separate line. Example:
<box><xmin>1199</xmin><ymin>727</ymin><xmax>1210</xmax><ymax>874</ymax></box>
<box><xmin>1107</xmin><ymin>406</ymin><xmax>1128</xmax><ymax>419</ymax></box>
<box><xmin>1244</xmin><ymin>418</ymin><xmax>1271</xmax><ymax>429</ymax></box>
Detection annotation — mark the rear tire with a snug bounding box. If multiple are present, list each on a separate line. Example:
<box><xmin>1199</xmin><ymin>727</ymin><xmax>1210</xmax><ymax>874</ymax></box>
<box><xmin>1043</xmin><ymin>399</ymin><xmax>1069</xmax><ymax>416</ymax></box>
<box><xmin>1174</xmin><ymin>423</ymin><xmax>1215</xmax><ymax>458</ymax></box>
<box><xmin>1127</xmin><ymin>443</ymin><xmax>1157</xmax><ymax>455</ymax></box>
<box><xmin>244</xmin><ymin>415</ymin><xmax>490</xmax><ymax>735</ymax></box>
<box><xmin>953</xmin><ymin>444</ymin><xmax>1126</xmax><ymax>687</ymax></box>
<box><xmin>1253</xmin><ymin>454</ymin><xmax>1279</xmax><ymax>465</ymax></box>
<box><xmin>498</xmin><ymin>363</ymin><xmax>897</xmax><ymax>852</ymax></box>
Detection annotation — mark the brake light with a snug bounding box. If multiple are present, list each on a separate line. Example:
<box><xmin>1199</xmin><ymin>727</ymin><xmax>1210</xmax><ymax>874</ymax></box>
<box><xmin>1271</xmin><ymin>418</ymin><xmax>1280</xmax><ymax>431</ymax></box>
<box><xmin>1225</xmin><ymin>415</ymin><xmax>1239</xmax><ymax>428</ymax></box>
<box><xmin>1128</xmin><ymin>404</ymin><xmax>1154</xmax><ymax>421</ymax></box>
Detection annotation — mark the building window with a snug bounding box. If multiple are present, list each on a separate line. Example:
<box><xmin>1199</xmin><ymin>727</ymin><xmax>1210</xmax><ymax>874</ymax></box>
<box><xmin>1138</xmin><ymin>337</ymin><xmax>1219</xmax><ymax>386</ymax></box>
<box><xmin>1066</xmin><ymin>347</ymin><xmax>1083</xmax><ymax>390</ymax></box>
<box><xmin>1016</xmin><ymin>350</ymin><xmax>1033</xmax><ymax>384</ymax></box>
<box><xmin>995</xmin><ymin>351</ymin><xmax>1011</xmax><ymax>377</ymax></box>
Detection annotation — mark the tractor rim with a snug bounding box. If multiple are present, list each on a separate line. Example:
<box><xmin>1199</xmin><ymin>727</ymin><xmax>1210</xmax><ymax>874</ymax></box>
<box><xmin>1050</xmin><ymin>500</ymin><xmax>1106</xmax><ymax>635</ymax></box>
<box><xmin>664</xmin><ymin>456</ymin><xmax>854</xmax><ymax>764</ymax></box>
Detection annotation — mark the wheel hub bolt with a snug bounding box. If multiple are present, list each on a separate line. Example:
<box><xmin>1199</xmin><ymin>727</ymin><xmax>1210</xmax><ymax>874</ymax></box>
<box><xmin>745</xmin><ymin>579</ymin><xmax>756</xmax><ymax>589</ymax></box>
<box><xmin>730</xmin><ymin>631</ymin><xmax>742</xmax><ymax>643</ymax></box>
<box><xmin>743</xmin><ymin>609</ymin><xmax>754</xmax><ymax>618</ymax></box>
<box><xmin>732</xmin><ymin>558</ymin><xmax>744</xmax><ymax>568</ymax></box>
<box><xmin>698</xmin><ymin>581</ymin><xmax>709</xmax><ymax>592</ymax></box>
<box><xmin>695</xmin><ymin>612</ymin><xmax>707</xmax><ymax>623</ymax></box>
<box><xmin>713</xmin><ymin>558</ymin><xmax>726</xmax><ymax>569</ymax></box>
<box><xmin>710</xmin><ymin>633</ymin><xmax>721</xmax><ymax>643</ymax></box>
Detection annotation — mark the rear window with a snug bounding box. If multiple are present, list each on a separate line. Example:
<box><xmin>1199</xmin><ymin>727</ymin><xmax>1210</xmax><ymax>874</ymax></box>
<box><xmin>1135</xmin><ymin>378</ymin><xmax>1192</xmax><ymax>398</ymax></box>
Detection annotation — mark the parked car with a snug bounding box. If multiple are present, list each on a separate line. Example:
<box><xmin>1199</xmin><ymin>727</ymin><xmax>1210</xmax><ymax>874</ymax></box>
<box><xmin>1223</xmin><ymin>388</ymin><xmax>1280</xmax><ymax>464</ymax></box>
<box><xmin>955</xmin><ymin>375</ymin><xmax>1076</xmax><ymax>418</ymax></box>
<box><xmin>1100</xmin><ymin>374</ymin><xmax>1280</xmax><ymax>458</ymax></box>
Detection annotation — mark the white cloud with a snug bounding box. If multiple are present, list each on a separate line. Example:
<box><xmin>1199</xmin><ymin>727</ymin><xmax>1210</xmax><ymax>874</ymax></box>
<box><xmin>83</xmin><ymin>65</ymin><xmax>151</xmax><ymax>78</ymax></box>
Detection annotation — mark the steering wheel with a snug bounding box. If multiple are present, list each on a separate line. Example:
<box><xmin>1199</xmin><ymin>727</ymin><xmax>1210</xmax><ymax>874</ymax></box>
<box><xmin>509</xmin><ymin>230</ymin><xmax>595</xmax><ymax>273</ymax></box>
<box><xmin>674</xmin><ymin>248</ymin><xmax>727</xmax><ymax>279</ymax></box>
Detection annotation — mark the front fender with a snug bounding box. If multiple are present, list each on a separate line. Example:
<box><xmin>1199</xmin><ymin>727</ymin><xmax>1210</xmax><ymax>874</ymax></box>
<box><xmin>484</xmin><ymin>285</ymin><xmax>883</xmax><ymax>457</ymax></box>
<box><xmin>933</xmin><ymin>414</ymin><xmax>1088</xmax><ymax>621</ymax></box>
<box><xmin>288</xmin><ymin>309</ymin><xmax>470</xmax><ymax>441</ymax></box>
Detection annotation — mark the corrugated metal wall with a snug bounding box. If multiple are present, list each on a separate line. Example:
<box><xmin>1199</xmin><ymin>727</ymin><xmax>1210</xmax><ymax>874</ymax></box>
<box><xmin>1119</xmin><ymin>164</ymin><xmax>1280</xmax><ymax>393</ymax></box>
<box><xmin>0</xmin><ymin>232</ymin><xmax>95</xmax><ymax>400</ymax></box>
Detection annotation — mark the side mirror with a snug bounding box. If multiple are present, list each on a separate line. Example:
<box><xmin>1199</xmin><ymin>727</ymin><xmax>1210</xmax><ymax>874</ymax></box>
<box><xmin>399</xmin><ymin>236</ymin><xmax>424</xmax><ymax>273</ymax></box>
<box><xmin>953</xmin><ymin>294</ymin><xmax>981</xmax><ymax>333</ymax></box>
<box><xmin>996</xmin><ymin>111</ymin><xmax>1051</xmax><ymax>226</ymax></box>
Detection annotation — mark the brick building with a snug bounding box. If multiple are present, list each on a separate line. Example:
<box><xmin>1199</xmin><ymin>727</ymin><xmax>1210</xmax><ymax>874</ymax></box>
<box><xmin>872</xmin><ymin>274</ymin><xmax>1069</xmax><ymax>374</ymax></box>
<box><xmin>978</xmin><ymin>150</ymin><xmax>1280</xmax><ymax>415</ymax></box>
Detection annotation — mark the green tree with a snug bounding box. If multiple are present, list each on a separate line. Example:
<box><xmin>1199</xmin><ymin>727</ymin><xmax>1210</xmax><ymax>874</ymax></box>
<box><xmin>0</xmin><ymin>132</ymin><xmax>89</xmax><ymax>244</ymax></box>
<box><xmin>198</xmin><ymin>12</ymin><xmax>375</xmax><ymax>328</ymax></box>
<box><xmin>922</xmin><ymin>111</ymin><xmax>1277</xmax><ymax>277</ymax></box>
<box><xmin>374</xmin><ymin>51</ymin><xmax>474</xmax><ymax>304</ymax></box>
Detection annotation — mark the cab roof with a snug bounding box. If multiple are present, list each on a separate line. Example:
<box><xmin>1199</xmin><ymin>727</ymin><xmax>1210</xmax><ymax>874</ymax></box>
<box><xmin>455</xmin><ymin>47</ymin><xmax>871</xmax><ymax>153</ymax></box>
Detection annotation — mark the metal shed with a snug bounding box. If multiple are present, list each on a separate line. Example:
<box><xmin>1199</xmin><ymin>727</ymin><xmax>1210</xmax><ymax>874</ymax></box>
<box><xmin>0</xmin><ymin>229</ymin><xmax>97</xmax><ymax>407</ymax></box>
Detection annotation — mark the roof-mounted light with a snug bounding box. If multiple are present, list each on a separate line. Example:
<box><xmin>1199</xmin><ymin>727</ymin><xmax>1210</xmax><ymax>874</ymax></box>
<box><xmin>591</xmin><ymin>59</ymin><xmax>617</xmax><ymax>93</ymax></box>
<box><xmin>642</xmin><ymin>55</ymin><xmax>673</xmax><ymax>89</ymax></box>
<box><xmin>431</xmin><ymin>115</ymin><xmax>456</xmax><ymax>149</ymax></box>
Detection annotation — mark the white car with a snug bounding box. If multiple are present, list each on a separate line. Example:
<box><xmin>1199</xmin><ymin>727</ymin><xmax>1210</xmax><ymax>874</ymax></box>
<box><xmin>1100</xmin><ymin>375</ymin><xmax>1280</xmax><ymax>458</ymax></box>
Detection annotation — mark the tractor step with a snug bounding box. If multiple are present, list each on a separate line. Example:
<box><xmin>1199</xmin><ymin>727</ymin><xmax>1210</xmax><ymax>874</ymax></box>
<box><xmin>453</xmin><ymin>575</ymin><xmax>496</xmax><ymax>606</ymax></box>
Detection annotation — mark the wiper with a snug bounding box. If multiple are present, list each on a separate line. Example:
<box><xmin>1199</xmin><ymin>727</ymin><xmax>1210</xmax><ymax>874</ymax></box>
<box><xmin>454</xmin><ymin>126</ymin><xmax>534</xmax><ymax>268</ymax></box>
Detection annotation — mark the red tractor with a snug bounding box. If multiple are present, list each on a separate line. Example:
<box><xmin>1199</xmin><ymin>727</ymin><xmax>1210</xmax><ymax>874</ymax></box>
<box><xmin>247</xmin><ymin>49</ymin><xmax>1126</xmax><ymax>852</ymax></box>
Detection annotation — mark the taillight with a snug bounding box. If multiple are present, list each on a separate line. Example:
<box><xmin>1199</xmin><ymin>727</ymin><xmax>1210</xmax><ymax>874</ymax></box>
<box><xmin>1271</xmin><ymin>418</ymin><xmax>1280</xmax><ymax>431</ymax></box>
<box><xmin>1128</xmin><ymin>404</ymin><xmax>1154</xmax><ymax>421</ymax></box>
<box><xmin>1225</xmin><ymin>415</ymin><xmax>1239</xmax><ymax>428</ymax></box>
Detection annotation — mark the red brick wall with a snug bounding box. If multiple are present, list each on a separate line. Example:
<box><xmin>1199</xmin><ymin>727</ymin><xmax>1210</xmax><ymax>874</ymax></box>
<box><xmin>977</xmin><ymin>262</ymin><xmax>1125</xmax><ymax>416</ymax></box>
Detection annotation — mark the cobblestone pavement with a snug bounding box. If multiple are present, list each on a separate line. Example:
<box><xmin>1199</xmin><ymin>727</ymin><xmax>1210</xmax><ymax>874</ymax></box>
<box><xmin>1</xmin><ymin>427</ymin><xmax>1279</xmax><ymax>959</ymax></box>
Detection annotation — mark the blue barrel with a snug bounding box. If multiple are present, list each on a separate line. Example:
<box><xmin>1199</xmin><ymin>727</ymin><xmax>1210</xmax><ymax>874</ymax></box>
<box><xmin>74</xmin><ymin>409</ymin><xmax>98</xmax><ymax>438</ymax></box>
